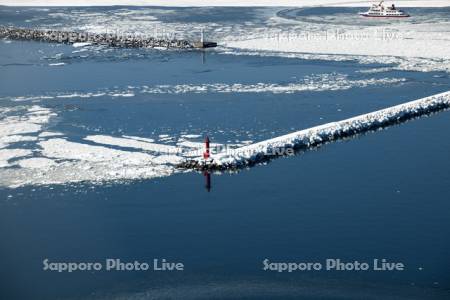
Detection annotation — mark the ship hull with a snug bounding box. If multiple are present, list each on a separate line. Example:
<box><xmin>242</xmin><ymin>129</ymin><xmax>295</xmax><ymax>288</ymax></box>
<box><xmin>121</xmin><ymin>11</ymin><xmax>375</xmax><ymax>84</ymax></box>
<box><xmin>359</xmin><ymin>13</ymin><xmax>410</xmax><ymax>18</ymax></box>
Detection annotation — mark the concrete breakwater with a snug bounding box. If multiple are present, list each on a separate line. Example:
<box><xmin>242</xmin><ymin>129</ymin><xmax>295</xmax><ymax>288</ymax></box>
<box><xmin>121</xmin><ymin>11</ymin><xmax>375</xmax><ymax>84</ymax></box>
<box><xmin>179</xmin><ymin>91</ymin><xmax>450</xmax><ymax>171</ymax></box>
<box><xmin>0</xmin><ymin>26</ymin><xmax>217</xmax><ymax>49</ymax></box>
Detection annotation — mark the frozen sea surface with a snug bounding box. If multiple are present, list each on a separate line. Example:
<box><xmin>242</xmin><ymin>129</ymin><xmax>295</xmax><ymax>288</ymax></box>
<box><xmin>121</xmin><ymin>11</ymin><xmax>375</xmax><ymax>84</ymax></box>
<box><xmin>0</xmin><ymin>6</ymin><xmax>450</xmax><ymax>300</ymax></box>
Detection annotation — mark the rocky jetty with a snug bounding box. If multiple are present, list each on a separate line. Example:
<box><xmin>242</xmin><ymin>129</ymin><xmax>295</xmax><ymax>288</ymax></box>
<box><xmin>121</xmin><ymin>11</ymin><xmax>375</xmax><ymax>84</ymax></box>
<box><xmin>0</xmin><ymin>26</ymin><xmax>216</xmax><ymax>49</ymax></box>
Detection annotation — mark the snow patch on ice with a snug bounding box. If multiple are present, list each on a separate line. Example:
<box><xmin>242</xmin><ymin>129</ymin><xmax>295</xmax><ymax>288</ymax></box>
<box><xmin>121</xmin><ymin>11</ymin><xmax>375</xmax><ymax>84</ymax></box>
<box><xmin>0</xmin><ymin>105</ymin><xmax>56</xmax><ymax>149</ymax></box>
<box><xmin>56</xmin><ymin>92</ymin><xmax>106</xmax><ymax>99</ymax></box>
<box><xmin>181</xmin><ymin>134</ymin><xmax>202</xmax><ymax>139</ymax></box>
<box><xmin>0</xmin><ymin>149</ymin><xmax>32</xmax><ymax>168</ymax></box>
<box><xmin>49</xmin><ymin>62</ymin><xmax>66</xmax><ymax>66</ymax></box>
<box><xmin>84</xmin><ymin>135</ymin><xmax>179</xmax><ymax>154</ymax></box>
<box><xmin>72</xmin><ymin>42</ymin><xmax>92</xmax><ymax>47</ymax></box>
<box><xmin>39</xmin><ymin>131</ymin><xmax>64</xmax><ymax>137</ymax></box>
<box><xmin>357</xmin><ymin>67</ymin><xmax>396</xmax><ymax>74</ymax></box>
<box><xmin>122</xmin><ymin>135</ymin><xmax>155</xmax><ymax>143</ymax></box>
<box><xmin>16</xmin><ymin>157</ymin><xmax>57</xmax><ymax>169</ymax></box>
<box><xmin>111</xmin><ymin>92</ymin><xmax>135</xmax><ymax>97</ymax></box>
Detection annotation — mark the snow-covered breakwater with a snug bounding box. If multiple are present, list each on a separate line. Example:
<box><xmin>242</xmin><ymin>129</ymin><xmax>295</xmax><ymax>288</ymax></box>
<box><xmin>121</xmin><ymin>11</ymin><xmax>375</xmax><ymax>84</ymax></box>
<box><xmin>0</xmin><ymin>26</ymin><xmax>216</xmax><ymax>49</ymax></box>
<box><xmin>179</xmin><ymin>91</ymin><xmax>450</xmax><ymax>171</ymax></box>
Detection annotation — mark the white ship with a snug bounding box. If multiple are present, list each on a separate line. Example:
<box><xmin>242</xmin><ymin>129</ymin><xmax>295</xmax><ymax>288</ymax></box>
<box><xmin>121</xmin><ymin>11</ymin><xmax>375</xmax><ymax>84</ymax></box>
<box><xmin>359</xmin><ymin>1</ymin><xmax>410</xmax><ymax>18</ymax></box>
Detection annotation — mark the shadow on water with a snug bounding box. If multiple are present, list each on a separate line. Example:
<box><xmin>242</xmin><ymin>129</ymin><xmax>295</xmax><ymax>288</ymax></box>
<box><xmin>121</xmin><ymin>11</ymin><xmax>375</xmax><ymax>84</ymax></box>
<box><xmin>204</xmin><ymin>171</ymin><xmax>212</xmax><ymax>192</ymax></box>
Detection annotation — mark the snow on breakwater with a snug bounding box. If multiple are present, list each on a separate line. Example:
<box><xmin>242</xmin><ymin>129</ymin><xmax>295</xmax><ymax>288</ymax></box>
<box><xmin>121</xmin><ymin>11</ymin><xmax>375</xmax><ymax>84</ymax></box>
<box><xmin>179</xmin><ymin>91</ymin><xmax>450</xmax><ymax>170</ymax></box>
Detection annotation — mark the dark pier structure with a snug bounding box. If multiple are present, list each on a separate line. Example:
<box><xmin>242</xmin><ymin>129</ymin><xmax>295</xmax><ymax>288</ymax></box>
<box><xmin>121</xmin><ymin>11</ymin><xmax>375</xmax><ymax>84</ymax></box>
<box><xmin>0</xmin><ymin>26</ymin><xmax>217</xmax><ymax>49</ymax></box>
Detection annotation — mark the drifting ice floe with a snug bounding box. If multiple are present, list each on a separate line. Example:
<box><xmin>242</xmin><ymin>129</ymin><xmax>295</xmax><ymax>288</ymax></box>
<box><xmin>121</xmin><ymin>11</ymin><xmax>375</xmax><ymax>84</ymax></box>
<box><xmin>2</xmin><ymin>1</ymin><xmax>449</xmax><ymax>8</ymax></box>
<box><xmin>0</xmin><ymin>135</ymin><xmax>181</xmax><ymax>187</ymax></box>
<box><xmin>181</xmin><ymin>90</ymin><xmax>450</xmax><ymax>170</ymax></box>
<box><xmin>73</xmin><ymin>42</ymin><xmax>92</xmax><ymax>47</ymax></box>
<box><xmin>16</xmin><ymin>157</ymin><xmax>57</xmax><ymax>169</ymax></box>
<box><xmin>84</xmin><ymin>135</ymin><xmax>179</xmax><ymax>154</ymax></box>
<box><xmin>0</xmin><ymin>149</ymin><xmax>33</xmax><ymax>168</ymax></box>
<box><xmin>3</xmin><ymin>4</ymin><xmax>448</xmax><ymax>72</ymax></box>
<box><xmin>0</xmin><ymin>105</ymin><xmax>56</xmax><ymax>148</ymax></box>
<box><xmin>1</xmin><ymin>91</ymin><xmax>449</xmax><ymax>187</ymax></box>
<box><xmin>0</xmin><ymin>104</ymin><xmax>241</xmax><ymax>187</ymax></box>
<box><xmin>2</xmin><ymin>73</ymin><xmax>406</xmax><ymax>102</ymax></box>
<box><xmin>48</xmin><ymin>62</ymin><xmax>66</xmax><ymax>66</ymax></box>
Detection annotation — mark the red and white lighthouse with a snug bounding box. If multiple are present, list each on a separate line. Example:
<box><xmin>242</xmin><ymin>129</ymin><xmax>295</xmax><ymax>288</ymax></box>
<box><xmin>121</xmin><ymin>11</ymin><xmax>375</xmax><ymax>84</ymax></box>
<box><xmin>203</xmin><ymin>136</ymin><xmax>210</xmax><ymax>159</ymax></box>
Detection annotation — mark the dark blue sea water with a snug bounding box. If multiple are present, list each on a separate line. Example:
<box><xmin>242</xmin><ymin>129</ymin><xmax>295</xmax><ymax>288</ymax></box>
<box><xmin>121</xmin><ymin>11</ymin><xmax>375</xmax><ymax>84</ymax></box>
<box><xmin>0</xmin><ymin>6</ymin><xmax>450</xmax><ymax>300</ymax></box>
